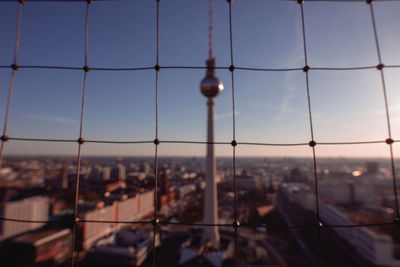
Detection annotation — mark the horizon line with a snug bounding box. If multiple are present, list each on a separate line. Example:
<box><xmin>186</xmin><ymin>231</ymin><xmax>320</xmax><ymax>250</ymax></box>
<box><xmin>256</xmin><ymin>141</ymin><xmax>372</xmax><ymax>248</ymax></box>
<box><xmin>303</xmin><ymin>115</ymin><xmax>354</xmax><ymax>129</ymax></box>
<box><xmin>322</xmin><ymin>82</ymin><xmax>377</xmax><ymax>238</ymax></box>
<box><xmin>2</xmin><ymin>154</ymin><xmax>397</xmax><ymax>160</ymax></box>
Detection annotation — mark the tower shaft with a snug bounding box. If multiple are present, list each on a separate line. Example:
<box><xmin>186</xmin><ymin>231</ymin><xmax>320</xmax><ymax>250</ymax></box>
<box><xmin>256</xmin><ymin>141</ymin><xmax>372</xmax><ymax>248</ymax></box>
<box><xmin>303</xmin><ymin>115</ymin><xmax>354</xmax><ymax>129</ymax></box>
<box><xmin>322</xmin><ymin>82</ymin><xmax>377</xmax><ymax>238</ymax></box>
<box><xmin>203</xmin><ymin>97</ymin><xmax>220</xmax><ymax>244</ymax></box>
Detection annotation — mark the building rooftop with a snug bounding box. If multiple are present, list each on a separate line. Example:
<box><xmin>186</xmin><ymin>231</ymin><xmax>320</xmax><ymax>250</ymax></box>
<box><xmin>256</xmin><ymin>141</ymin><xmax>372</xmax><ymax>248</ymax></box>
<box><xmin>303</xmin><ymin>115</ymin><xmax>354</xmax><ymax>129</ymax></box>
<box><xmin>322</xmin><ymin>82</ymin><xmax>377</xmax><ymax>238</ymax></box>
<box><xmin>12</xmin><ymin>228</ymin><xmax>71</xmax><ymax>247</ymax></box>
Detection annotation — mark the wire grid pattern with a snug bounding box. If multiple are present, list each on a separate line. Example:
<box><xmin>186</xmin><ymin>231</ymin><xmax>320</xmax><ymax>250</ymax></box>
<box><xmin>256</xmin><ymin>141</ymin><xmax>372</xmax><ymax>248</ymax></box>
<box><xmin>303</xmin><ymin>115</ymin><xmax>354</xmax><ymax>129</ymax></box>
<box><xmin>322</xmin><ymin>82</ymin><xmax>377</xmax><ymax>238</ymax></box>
<box><xmin>0</xmin><ymin>0</ymin><xmax>399</xmax><ymax>266</ymax></box>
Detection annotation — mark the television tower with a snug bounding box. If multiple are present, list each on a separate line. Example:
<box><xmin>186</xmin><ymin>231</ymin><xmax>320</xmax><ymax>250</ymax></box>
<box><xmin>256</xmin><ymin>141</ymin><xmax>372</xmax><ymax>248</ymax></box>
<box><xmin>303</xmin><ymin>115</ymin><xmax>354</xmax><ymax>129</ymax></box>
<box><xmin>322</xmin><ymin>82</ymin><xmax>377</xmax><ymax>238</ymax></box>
<box><xmin>200</xmin><ymin>0</ymin><xmax>223</xmax><ymax>245</ymax></box>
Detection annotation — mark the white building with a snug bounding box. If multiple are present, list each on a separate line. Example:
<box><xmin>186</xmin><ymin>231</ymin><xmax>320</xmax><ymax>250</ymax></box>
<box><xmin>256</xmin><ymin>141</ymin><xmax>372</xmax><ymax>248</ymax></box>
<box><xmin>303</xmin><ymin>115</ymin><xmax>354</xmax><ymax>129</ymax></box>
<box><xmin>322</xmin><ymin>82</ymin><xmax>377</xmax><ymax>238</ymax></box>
<box><xmin>318</xmin><ymin>181</ymin><xmax>374</xmax><ymax>205</ymax></box>
<box><xmin>280</xmin><ymin>183</ymin><xmax>398</xmax><ymax>266</ymax></box>
<box><xmin>319</xmin><ymin>201</ymin><xmax>396</xmax><ymax>266</ymax></box>
<box><xmin>86</xmin><ymin>230</ymin><xmax>160</xmax><ymax>266</ymax></box>
<box><xmin>111</xmin><ymin>164</ymin><xmax>126</xmax><ymax>180</ymax></box>
<box><xmin>103</xmin><ymin>166</ymin><xmax>111</xmax><ymax>181</ymax></box>
<box><xmin>80</xmin><ymin>190</ymin><xmax>154</xmax><ymax>250</ymax></box>
<box><xmin>0</xmin><ymin>196</ymin><xmax>49</xmax><ymax>240</ymax></box>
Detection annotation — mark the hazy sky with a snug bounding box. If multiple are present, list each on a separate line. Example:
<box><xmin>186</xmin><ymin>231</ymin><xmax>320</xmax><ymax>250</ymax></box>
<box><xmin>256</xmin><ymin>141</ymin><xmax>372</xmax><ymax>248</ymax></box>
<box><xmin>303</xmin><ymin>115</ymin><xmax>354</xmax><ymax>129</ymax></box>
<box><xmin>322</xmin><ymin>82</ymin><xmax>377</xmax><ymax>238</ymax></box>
<box><xmin>0</xmin><ymin>0</ymin><xmax>400</xmax><ymax>157</ymax></box>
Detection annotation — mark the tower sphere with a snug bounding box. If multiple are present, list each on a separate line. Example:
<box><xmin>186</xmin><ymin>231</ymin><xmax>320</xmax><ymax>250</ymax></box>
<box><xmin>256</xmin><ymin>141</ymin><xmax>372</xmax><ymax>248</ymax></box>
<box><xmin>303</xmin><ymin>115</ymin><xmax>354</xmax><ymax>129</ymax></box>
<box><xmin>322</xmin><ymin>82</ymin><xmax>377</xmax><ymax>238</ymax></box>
<box><xmin>200</xmin><ymin>75</ymin><xmax>224</xmax><ymax>98</ymax></box>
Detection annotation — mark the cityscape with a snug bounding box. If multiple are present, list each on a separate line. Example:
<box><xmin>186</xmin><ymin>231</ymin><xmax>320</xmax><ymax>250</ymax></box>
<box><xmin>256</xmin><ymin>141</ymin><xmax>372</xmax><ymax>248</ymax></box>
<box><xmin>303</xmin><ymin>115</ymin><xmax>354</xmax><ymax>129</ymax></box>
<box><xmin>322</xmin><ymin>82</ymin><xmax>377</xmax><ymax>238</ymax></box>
<box><xmin>0</xmin><ymin>155</ymin><xmax>399</xmax><ymax>266</ymax></box>
<box><xmin>1</xmin><ymin>0</ymin><xmax>400</xmax><ymax>266</ymax></box>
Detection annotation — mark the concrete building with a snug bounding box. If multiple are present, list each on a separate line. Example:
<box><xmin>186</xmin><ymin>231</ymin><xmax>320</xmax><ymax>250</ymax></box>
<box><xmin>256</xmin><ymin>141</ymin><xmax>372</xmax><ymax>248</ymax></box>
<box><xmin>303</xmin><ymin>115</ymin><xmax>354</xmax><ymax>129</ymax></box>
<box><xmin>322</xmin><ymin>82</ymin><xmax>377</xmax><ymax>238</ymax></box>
<box><xmin>116</xmin><ymin>195</ymin><xmax>138</xmax><ymax>223</ymax></box>
<box><xmin>0</xmin><ymin>196</ymin><xmax>49</xmax><ymax>241</ymax></box>
<box><xmin>61</xmin><ymin>166</ymin><xmax>68</xmax><ymax>189</ymax></box>
<box><xmin>319</xmin><ymin>201</ymin><xmax>396</xmax><ymax>266</ymax></box>
<box><xmin>80</xmin><ymin>203</ymin><xmax>115</xmax><ymax>250</ymax></box>
<box><xmin>235</xmin><ymin>176</ymin><xmax>260</xmax><ymax>190</ymax></box>
<box><xmin>175</xmin><ymin>184</ymin><xmax>196</xmax><ymax>200</ymax></box>
<box><xmin>318</xmin><ymin>181</ymin><xmax>374</xmax><ymax>205</ymax></box>
<box><xmin>279</xmin><ymin>183</ymin><xmax>399</xmax><ymax>266</ymax></box>
<box><xmin>111</xmin><ymin>164</ymin><xmax>126</xmax><ymax>181</ymax></box>
<box><xmin>78</xmin><ymin>190</ymin><xmax>154</xmax><ymax>250</ymax></box>
<box><xmin>103</xmin><ymin>166</ymin><xmax>111</xmax><ymax>181</ymax></box>
<box><xmin>3</xmin><ymin>228</ymin><xmax>72</xmax><ymax>266</ymax></box>
<box><xmin>90</xmin><ymin>165</ymin><xmax>103</xmax><ymax>183</ymax></box>
<box><xmin>366</xmin><ymin>161</ymin><xmax>378</xmax><ymax>174</ymax></box>
<box><xmin>143</xmin><ymin>163</ymin><xmax>151</xmax><ymax>177</ymax></box>
<box><xmin>86</xmin><ymin>230</ymin><xmax>160</xmax><ymax>267</ymax></box>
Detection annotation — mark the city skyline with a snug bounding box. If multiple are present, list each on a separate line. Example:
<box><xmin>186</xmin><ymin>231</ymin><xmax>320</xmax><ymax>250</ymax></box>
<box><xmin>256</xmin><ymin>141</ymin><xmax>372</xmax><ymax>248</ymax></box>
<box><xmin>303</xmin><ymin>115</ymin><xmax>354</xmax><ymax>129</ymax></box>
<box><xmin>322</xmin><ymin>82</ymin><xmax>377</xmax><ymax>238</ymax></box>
<box><xmin>1</xmin><ymin>153</ymin><xmax>398</xmax><ymax>266</ymax></box>
<box><xmin>0</xmin><ymin>0</ymin><xmax>400</xmax><ymax>157</ymax></box>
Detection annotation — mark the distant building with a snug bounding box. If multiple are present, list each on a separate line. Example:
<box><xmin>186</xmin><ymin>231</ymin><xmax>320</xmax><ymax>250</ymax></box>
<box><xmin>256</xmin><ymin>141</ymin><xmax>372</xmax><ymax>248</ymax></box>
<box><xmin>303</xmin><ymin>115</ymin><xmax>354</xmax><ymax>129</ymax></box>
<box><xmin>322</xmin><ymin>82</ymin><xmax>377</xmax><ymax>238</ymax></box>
<box><xmin>3</xmin><ymin>228</ymin><xmax>71</xmax><ymax>266</ymax></box>
<box><xmin>366</xmin><ymin>161</ymin><xmax>378</xmax><ymax>174</ymax></box>
<box><xmin>0</xmin><ymin>196</ymin><xmax>49</xmax><ymax>241</ymax></box>
<box><xmin>61</xmin><ymin>166</ymin><xmax>68</xmax><ymax>189</ymax></box>
<box><xmin>103</xmin><ymin>166</ymin><xmax>111</xmax><ymax>181</ymax></box>
<box><xmin>160</xmin><ymin>168</ymin><xmax>170</xmax><ymax>195</ymax></box>
<box><xmin>158</xmin><ymin>168</ymin><xmax>176</xmax><ymax>211</ymax></box>
<box><xmin>236</xmin><ymin>176</ymin><xmax>260</xmax><ymax>190</ymax></box>
<box><xmin>86</xmin><ymin>230</ymin><xmax>160</xmax><ymax>267</ymax></box>
<box><xmin>174</xmin><ymin>184</ymin><xmax>196</xmax><ymax>200</ymax></box>
<box><xmin>111</xmin><ymin>164</ymin><xmax>126</xmax><ymax>181</ymax></box>
<box><xmin>319</xmin><ymin>201</ymin><xmax>396</xmax><ymax>266</ymax></box>
<box><xmin>285</xmin><ymin>167</ymin><xmax>307</xmax><ymax>183</ymax></box>
<box><xmin>143</xmin><ymin>163</ymin><xmax>151</xmax><ymax>176</ymax></box>
<box><xmin>279</xmin><ymin>183</ymin><xmax>398</xmax><ymax>266</ymax></box>
<box><xmin>318</xmin><ymin>181</ymin><xmax>374</xmax><ymax>205</ymax></box>
<box><xmin>90</xmin><ymin>165</ymin><xmax>103</xmax><ymax>183</ymax></box>
<box><xmin>77</xmin><ymin>190</ymin><xmax>154</xmax><ymax>250</ymax></box>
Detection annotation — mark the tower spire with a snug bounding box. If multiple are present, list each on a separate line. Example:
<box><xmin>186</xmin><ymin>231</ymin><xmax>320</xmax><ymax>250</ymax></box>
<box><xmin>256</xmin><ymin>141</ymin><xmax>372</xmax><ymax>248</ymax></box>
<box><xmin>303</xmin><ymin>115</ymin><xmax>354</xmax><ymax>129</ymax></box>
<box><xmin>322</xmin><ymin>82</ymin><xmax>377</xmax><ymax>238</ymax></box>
<box><xmin>208</xmin><ymin>0</ymin><xmax>213</xmax><ymax>59</ymax></box>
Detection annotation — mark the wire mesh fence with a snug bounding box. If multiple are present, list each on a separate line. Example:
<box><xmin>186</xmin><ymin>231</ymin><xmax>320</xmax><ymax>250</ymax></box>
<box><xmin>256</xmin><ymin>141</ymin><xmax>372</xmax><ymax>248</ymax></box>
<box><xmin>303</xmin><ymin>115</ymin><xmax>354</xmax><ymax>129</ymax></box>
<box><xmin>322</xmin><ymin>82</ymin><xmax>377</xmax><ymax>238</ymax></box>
<box><xmin>0</xmin><ymin>0</ymin><xmax>400</xmax><ymax>266</ymax></box>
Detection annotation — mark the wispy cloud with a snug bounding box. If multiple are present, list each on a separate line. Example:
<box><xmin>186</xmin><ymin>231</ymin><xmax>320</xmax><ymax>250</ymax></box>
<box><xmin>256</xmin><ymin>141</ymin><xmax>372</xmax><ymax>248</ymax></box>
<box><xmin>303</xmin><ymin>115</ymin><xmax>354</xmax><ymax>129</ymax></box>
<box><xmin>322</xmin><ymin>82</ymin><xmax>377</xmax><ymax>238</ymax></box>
<box><xmin>249</xmin><ymin>82</ymin><xmax>298</xmax><ymax>121</ymax></box>
<box><xmin>215</xmin><ymin>111</ymin><xmax>239</xmax><ymax>120</ymax></box>
<box><xmin>273</xmin><ymin>16</ymin><xmax>305</xmax><ymax>121</ymax></box>
<box><xmin>25</xmin><ymin>114</ymin><xmax>78</xmax><ymax>125</ymax></box>
<box><xmin>365</xmin><ymin>105</ymin><xmax>400</xmax><ymax>125</ymax></box>
<box><xmin>249</xmin><ymin>18</ymin><xmax>305</xmax><ymax>120</ymax></box>
<box><xmin>367</xmin><ymin>105</ymin><xmax>400</xmax><ymax>116</ymax></box>
<box><xmin>312</xmin><ymin>112</ymin><xmax>325</xmax><ymax>119</ymax></box>
<box><xmin>273</xmin><ymin>70</ymin><xmax>301</xmax><ymax>121</ymax></box>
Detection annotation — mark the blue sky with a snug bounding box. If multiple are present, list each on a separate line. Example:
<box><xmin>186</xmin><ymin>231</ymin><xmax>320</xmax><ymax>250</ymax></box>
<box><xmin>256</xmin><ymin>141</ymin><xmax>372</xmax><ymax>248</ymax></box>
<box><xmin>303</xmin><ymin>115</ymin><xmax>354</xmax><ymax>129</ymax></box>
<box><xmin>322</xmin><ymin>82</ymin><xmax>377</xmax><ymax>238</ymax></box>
<box><xmin>0</xmin><ymin>0</ymin><xmax>400</xmax><ymax>157</ymax></box>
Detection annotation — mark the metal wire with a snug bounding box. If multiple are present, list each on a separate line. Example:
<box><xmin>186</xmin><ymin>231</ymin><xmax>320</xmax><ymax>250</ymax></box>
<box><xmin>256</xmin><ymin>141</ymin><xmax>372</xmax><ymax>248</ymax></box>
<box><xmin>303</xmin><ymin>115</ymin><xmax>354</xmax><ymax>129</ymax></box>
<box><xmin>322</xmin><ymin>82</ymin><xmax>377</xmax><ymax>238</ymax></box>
<box><xmin>152</xmin><ymin>1</ymin><xmax>160</xmax><ymax>266</ymax></box>
<box><xmin>71</xmin><ymin>2</ymin><xmax>91</xmax><ymax>266</ymax></box>
<box><xmin>299</xmin><ymin>1</ymin><xmax>320</xmax><ymax>225</ymax></box>
<box><xmin>0</xmin><ymin>2</ymin><xmax>22</xmax><ymax>168</ymax></box>
<box><xmin>2</xmin><ymin>64</ymin><xmax>400</xmax><ymax>72</ymax></box>
<box><xmin>368</xmin><ymin>1</ymin><xmax>400</xmax><ymax>218</ymax></box>
<box><xmin>227</xmin><ymin>2</ymin><xmax>239</xmax><ymax>267</ymax></box>
<box><xmin>0</xmin><ymin>138</ymin><xmax>396</xmax><ymax>146</ymax></box>
<box><xmin>0</xmin><ymin>1</ymin><xmax>399</xmax><ymax>267</ymax></box>
<box><xmin>298</xmin><ymin>2</ymin><xmax>323</xmax><ymax>265</ymax></box>
<box><xmin>0</xmin><ymin>216</ymin><xmax>396</xmax><ymax>232</ymax></box>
